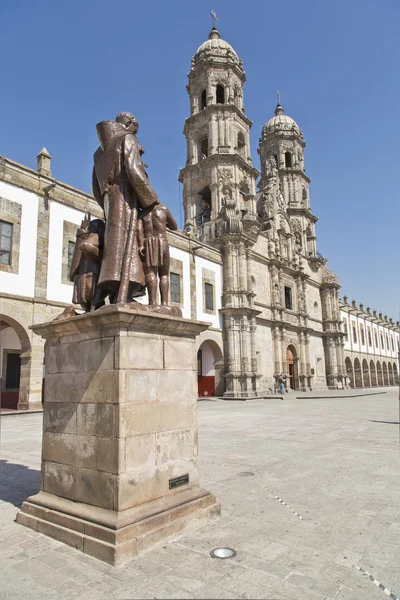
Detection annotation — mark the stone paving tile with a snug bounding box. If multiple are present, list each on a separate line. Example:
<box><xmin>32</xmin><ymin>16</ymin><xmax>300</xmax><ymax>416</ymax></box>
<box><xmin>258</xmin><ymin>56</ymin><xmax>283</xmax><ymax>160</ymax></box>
<box><xmin>2</xmin><ymin>390</ymin><xmax>400</xmax><ymax>599</ymax></box>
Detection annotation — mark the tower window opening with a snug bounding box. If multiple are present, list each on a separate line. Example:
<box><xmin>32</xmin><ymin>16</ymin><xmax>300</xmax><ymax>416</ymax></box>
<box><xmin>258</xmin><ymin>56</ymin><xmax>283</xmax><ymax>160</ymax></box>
<box><xmin>285</xmin><ymin>152</ymin><xmax>292</xmax><ymax>168</ymax></box>
<box><xmin>274</xmin><ymin>154</ymin><xmax>278</xmax><ymax>167</ymax></box>
<box><xmin>216</xmin><ymin>84</ymin><xmax>225</xmax><ymax>104</ymax></box>
<box><xmin>237</xmin><ymin>132</ymin><xmax>246</xmax><ymax>158</ymax></box>
<box><xmin>200</xmin><ymin>137</ymin><xmax>209</xmax><ymax>160</ymax></box>
<box><xmin>200</xmin><ymin>89</ymin><xmax>207</xmax><ymax>110</ymax></box>
<box><xmin>199</xmin><ymin>186</ymin><xmax>212</xmax><ymax>225</ymax></box>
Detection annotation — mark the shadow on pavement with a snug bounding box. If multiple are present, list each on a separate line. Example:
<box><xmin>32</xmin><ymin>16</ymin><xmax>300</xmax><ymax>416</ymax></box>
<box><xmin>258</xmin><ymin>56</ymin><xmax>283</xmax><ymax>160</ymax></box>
<box><xmin>0</xmin><ymin>459</ymin><xmax>40</xmax><ymax>507</ymax></box>
<box><xmin>370</xmin><ymin>420</ymin><xmax>400</xmax><ymax>425</ymax></box>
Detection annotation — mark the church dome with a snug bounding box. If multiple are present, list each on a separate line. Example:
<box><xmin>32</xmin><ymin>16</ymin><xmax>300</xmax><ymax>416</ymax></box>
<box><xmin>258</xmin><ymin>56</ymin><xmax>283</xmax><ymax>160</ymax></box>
<box><xmin>193</xmin><ymin>28</ymin><xmax>240</xmax><ymax>66</ymax></box>
<box><xmin>262</xmin><ymin>104</ymin><xmax>302</xmax><ymax>137</ymax></box>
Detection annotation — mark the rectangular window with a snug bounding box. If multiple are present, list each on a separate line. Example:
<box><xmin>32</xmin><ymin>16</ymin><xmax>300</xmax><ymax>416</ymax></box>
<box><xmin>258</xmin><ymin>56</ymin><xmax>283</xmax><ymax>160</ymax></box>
<box><xmin>374</xmin><ymin>331</ymin><xmax>378</xmax><ymax>347</ymax></box>
<box><xmin>392</xmin><ymin>336</ymin><xmax>394</xmax><ymax>351</ymax></box>
<box><xmin>0</xmin><ymin>220</ymin><xmax>13</xmax><ymax>266</ymax></box>
<box><xmin>360</xmin><ymin>326</ymin><xmax>365</xmax><ymax>345</ymax></box>
<box><xmin>367</xmin><ymin>329</ymin><xmax>372</xmax><ymax>347</ymax></box>
<box><xmin>343</xmin><ymin>320</ymin><xmax>348</xmax><ymax>341</ymax></box>
<box><xmin>205</xmin><ymin>282</ymin><xmax>214</xmax><ymax>311</ymax></box>
<box><xmin>352</xmin><ymin>324</ymin><xmax>357</xmax><ymax>343</ymax></box>
<box><xmin>67</xmin><ymin>241</ymin><xmax>75</xmax><ymax>273</ymax></box>
<box><xmin>380</xmin><ymin>333</ymin><xmax>384</xmax><ymax>349</ymax></box>
<box><xmin>170</xmin><ymin>272</ymin><xmax>181</xmax><ymax>303</ymax></box>
<box><xmin>284</xmin><ymin>286</ymin><xmax>293</xmax><ymax>310</ymax></box>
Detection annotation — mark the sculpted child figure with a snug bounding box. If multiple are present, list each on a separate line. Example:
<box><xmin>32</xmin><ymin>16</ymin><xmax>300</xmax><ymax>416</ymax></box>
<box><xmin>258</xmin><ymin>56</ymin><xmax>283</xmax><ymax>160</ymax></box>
<box><xmin>139</xmin><ymin>201</ymin><xmax>178</xmax><ymax>305</ymax></box>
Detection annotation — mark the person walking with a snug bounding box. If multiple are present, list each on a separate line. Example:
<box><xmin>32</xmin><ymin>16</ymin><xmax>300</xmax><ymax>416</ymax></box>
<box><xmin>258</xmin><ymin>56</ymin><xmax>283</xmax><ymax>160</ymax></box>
<box><xmin>278</xmin><ymin>374</ymin><xmax>285</xmax><ymax>395</ymax></box>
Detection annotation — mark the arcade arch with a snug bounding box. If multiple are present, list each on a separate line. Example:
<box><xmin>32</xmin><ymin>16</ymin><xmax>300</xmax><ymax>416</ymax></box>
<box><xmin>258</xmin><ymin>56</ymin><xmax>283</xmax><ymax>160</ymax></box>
<box><xmin>354</xmin><ymin>358</ymin><xmax>362</xmax><ymax>387</ymax></box>
<box><xmin>0</xmin><ymin>315</ymin><xmax>31</xmax><ymax>409</ymax></box>
<box><xmin>345</xmin><ymin>357</ymin><xmax>354</xmax><ymax>388</ymax></box>
<box><xmin>197</xmin><ymin>338</ymin><xmax>224</xmax><ymax>397</ymax></box>
<box><xmin>370</xmin><ymin>360</ymin><xmax>377</xmax><ymax>386</ymax></box>
<box><xmin>362</xmin><ymin>359</ymin><xmax>370</xmax><ymax>387</ymax></box>
<box><xmin>377</xmin><ymin>361</ymin><xmax>383</xmax><ymax>386</ymax></box>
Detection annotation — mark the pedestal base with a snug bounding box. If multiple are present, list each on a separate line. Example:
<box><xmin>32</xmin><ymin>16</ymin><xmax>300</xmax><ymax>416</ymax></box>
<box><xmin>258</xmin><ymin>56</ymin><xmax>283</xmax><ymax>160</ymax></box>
<box><xmin>17</xmin><ymin>306</ymin><xmax>220</xmax><ymax>564</ymax></box>
<box><xmin>18</xmin><ymin>487</ymin><xmax>219</xmax><ymax>565</ymax></box>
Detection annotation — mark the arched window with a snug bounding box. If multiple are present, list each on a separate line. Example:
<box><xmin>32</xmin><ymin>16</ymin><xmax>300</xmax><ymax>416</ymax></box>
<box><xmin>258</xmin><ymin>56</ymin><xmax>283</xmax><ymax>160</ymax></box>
<box><xmin>200</xmin><ymin>89</ymin><xmax>207</xmax><ymax>110</ymax></box>
<box><xmin>199</xmin><ymin>187</ymin><xmax>212</xmax><ymax>225</ymax></box>
<box><xmin>216</xmin><ymin>84</ymin><xmax>225</xmax><ymax>104</ymax></box>
<box><xmin>285</xmin><ymin>152</ymin><xmax>292</xmax><ymax>168</ymax></box>
<box><xmin>237</xmin><ymin>131</ymin><xmax>246</xmax><ymax>158</ymax></box>
<box><xmin>200</xmin><ymin>137</ymin><xmax>208</xmax><ymax>159</ymax></box>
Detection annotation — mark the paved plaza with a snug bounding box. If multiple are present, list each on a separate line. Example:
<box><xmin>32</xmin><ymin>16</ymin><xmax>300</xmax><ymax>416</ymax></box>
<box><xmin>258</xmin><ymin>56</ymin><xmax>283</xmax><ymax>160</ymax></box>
<box><xmin>1</xmin><ymin>388</ymin><xmax>400</xmax><ymax>599</ymax></box>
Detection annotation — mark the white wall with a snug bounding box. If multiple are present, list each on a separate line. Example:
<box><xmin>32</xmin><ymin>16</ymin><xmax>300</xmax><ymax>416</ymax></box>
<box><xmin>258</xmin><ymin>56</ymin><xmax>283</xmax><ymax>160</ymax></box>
<box><xmin>200</xmin><ymin>342</ymin><xmax>215</xmax><ymax>376</ymax></box>
<box><xmin>195</xmin><ymin>256</ymin><xmax>222</xmax><ymax>328</ymax></box>
<box><xmin>46</xmin><ymin>201</ymin><xmax>86</xmax><ymax>303</ymax></box>
<box><xmin>0</xmin><ymin>181</ymin><xmax>38</xmax><ymax>297</ymax></box>
<box><xmin>0</xmin><ymin>326</ymin><xmax>21</xmax><ymax>378</ymax></box>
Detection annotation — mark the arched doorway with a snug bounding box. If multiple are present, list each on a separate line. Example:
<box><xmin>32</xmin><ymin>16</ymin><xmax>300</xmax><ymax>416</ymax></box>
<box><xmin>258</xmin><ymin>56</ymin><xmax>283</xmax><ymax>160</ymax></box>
<box><xmin>197</xmin><ymin>339</ymin><xmax>224</xmax><ymax>397</ymax></box>
<box><xmin>286</xmin><ymin>345</ymin><xmax>299</xmax><ymax>390</ymax></box>
<box><xmin>354</xmin><ymin>358</ymin><xmax>362</xmax><ymax>387</ymax></box>
<box><xmin>345</xmin><ymin>357</ymin><xmax>354</xmax><ymax>388</ymax></box>
<box><xmin>362</xmin><ymin>359</ymin><xmax>370</xmax><ymax>387</ymax></box>
<box><xmin>377</xmin><ymin>361</ymin><xmax>383</xmax><ymax>386</ymax></box>
<box><xmin>370</xmin><ymin>360</ymin><xmax>377</xmax><ymax>386</ymax></box>
<box><xmin>393</xmin><ymin>363</ymin><xmax>398</xmax><ymax>385</ymax></box>
<box><xmin>382</xmin><ymin>362</ymin><xmax>389</xmax><ymax>385</ymax></box>
<box><xmin>388</xmin><ymin>363</ymin><xmax>394</xmax><ymax>385</ymax></box>
<box><xmin>0</xmin><ymin>315</ymin><xmax>31</xmax><ymax>410</ymax></box>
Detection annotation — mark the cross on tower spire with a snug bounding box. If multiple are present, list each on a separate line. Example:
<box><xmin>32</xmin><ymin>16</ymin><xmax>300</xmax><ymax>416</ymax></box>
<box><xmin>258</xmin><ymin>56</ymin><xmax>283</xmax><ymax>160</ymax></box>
<box><xmin>276</xmin><ymin>89</ymin><xmax>281</xmax><ymax>106</ymax></box>
<box><xmin>210</xmin><ymin>10</ymin><xmax>218</xmax><ymax>28</ymax></box>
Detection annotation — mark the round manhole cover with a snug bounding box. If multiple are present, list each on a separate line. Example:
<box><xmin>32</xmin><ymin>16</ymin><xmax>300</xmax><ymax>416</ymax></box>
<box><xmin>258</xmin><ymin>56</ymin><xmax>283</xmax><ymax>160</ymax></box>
<box><xmin>237</xmin><ymin>471</ymin><xmax>255</xmax><ymax>477</ymax></box>
<box><xmin>210</xmin><ymin>547</ymin><xmax>237</xmax><ymax>559</ymax></box>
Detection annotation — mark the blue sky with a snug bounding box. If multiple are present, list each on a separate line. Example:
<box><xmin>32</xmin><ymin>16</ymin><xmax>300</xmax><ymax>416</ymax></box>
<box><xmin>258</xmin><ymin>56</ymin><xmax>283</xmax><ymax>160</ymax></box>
<box><xmin>1</xmin><ymin>0</ymin><xmax>399</xmax><ymax>318</ymax></box>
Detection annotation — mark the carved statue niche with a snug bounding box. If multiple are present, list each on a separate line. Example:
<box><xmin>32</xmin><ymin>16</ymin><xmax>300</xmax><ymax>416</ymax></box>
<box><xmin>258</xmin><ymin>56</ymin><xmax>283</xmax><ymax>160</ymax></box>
<box><xmin>221</xmin><ymin>185</ymin><xmax>242</xmax><ymax>234</ymax></box>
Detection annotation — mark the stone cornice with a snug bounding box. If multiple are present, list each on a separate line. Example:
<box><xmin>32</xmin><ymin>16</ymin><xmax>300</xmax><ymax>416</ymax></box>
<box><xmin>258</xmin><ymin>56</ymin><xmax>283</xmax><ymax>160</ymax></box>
<box><xmin>179</xmin><ymin>151</ymin><xmax>260</xmax><ymax>181</ymax></box>
<box><xmin>184</xmin><ymin>104</ymin><xmax>253</xmax><ymax>131</ymax></box>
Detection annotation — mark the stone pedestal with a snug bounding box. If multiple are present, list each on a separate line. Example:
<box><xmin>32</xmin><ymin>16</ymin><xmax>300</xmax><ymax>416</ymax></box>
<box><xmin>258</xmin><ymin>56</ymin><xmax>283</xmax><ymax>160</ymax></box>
<box><xmin>17</xmin><ymin>306</ymin><xmax>220</xmax><ymax>565</ymax></box>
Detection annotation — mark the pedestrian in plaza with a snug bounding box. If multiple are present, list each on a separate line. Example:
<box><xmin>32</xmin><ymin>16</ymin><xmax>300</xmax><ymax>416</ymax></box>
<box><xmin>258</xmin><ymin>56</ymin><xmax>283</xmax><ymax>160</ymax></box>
<box><xmin>345</xmin><ymin>375</ymin><xmax>351</xmax><ymax>389</ymax></box>
<box><xmin>278</xmin><ymin>374</ymin><xmax>285</xmax><ymax>395</ymax></box>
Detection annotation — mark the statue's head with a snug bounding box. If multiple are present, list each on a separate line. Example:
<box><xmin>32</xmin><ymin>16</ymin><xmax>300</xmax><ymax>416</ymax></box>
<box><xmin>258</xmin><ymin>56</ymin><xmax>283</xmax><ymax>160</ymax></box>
<box><xmin>116</xmin><ymin>112</ymin><xmax>138</xmax><ymax>134</ymax></box>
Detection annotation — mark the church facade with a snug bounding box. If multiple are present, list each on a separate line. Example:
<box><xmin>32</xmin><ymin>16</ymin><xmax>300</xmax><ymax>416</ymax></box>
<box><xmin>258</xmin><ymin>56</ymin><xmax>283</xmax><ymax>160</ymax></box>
<box><xmin>0</xmin><ymin>27</ymin><xmax>398</xmax><ymax>409</ymax></box>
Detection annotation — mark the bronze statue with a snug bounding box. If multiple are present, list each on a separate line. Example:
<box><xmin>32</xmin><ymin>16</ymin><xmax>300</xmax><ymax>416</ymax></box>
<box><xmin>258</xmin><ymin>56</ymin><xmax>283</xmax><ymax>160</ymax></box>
<box><xmin>60</xmin><ymin>112</ymin><xmax>182</xmax><ymax>319</ymax></box>
<box><xmin>92</xmin><ymin>112</ymin><xmax>158</xmax><ymax>305</ymax></box>
<box><xmin>139</xmin><ymin>202</ymin><xmax>178</xmax><ymax>305</ymax></box>
<box><xmin>70</xmin><ymin>217</ymin><xmax>105</xmax><ymax>312</ymax></box>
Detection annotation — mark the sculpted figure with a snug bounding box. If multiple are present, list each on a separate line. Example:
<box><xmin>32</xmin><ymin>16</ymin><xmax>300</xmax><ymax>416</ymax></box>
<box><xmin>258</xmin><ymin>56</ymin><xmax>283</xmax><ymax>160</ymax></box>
<box><xmin>140</xmin><ymin>202</ymin><xmax>178</xmax><ymax>305</ymax></box>
<box><xmin>92</xmin><ymin>112</ymin><xmax>158</xmax><ymax>305</ymax></box>
<box><xmin>70</xmin><ymin>217</ymin><xmax>105</xmax><ymax>312</ymax></box>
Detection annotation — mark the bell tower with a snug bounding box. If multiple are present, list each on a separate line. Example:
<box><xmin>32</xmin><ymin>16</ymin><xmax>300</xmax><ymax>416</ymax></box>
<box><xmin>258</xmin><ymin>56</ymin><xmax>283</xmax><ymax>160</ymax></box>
<box><xmin>179</xmin><ymin>26</ymin><xmax>259</xmax><ymax>243</ymax></box>
<box><xmin>179</xmin><ymin>26</ymin><xmax>261</xmax><ymax>398</ymax></box>
<box><xmin>258</xmin><ymin>99</ymin><xmax>317</xmax><ymax>258</ymax></box>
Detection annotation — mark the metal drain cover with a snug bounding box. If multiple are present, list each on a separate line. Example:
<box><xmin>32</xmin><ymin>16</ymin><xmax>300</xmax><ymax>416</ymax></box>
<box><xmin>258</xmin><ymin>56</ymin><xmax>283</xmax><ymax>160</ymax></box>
<box><xmin>237</xmin><ymin>471</ymin><xmax>255</xmax><ymax>477</ymax></box>
<box><xmin>210</xmin><ymin>547</ymin><xmax>237</xmax><ymax>559</ymax></box>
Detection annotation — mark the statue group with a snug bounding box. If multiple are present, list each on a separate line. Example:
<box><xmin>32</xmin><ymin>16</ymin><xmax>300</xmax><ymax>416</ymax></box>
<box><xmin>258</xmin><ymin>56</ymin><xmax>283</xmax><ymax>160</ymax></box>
<box><xmin>69</xmin><ymin>112</ymin><xmax>179</xmax><ymax>315</ymax></box>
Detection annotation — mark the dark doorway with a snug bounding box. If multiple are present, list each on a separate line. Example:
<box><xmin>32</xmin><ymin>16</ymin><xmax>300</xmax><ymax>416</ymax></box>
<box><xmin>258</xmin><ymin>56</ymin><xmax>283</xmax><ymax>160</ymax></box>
<box><xmin>5</xmin><ymin>353</ymin><xmax>21</xmax><ymax>390</ymax></box>
<box><xmin>288</xmin><ymin>363</ymin><xmax>295</xmax><ymax>390</ymax></box>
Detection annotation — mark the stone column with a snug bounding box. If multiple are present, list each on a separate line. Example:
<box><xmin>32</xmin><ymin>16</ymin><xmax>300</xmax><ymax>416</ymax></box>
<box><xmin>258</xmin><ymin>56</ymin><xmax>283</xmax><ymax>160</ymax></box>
<box><xmin>17</xmin><ymin>307</ymin><xmax>220</xmax><ymax>565</ymax></box>
<box><xmin>18</xmin><ymin>339</ymin><xmax>44</xmax><ymax>411</ymax></box>
<box><xmin>273</xmin><ymin>326</ymin><xmax>281</xmax><ymax>376</ymax></box>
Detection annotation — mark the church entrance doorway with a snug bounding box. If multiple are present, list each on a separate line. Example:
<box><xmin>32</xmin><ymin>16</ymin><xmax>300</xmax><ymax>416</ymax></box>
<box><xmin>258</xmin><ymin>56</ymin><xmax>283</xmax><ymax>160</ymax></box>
<box><xmin>286</xmin><ymin>345</ymin><xmax>298</xmax><ymax>390</ymax></box>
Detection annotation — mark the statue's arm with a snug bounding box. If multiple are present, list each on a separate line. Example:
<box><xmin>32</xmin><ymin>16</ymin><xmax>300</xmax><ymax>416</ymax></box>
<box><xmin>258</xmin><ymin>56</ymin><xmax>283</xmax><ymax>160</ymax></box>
<box><xmin>166</xmin><ymin>208</ymin><xmax>178</xmax><ymax>231</ymax></box>
<box><xmin>123</xmin><ymin>135</ymin><xmax>158</xmax><ymax>209</ymax></box>
<box><xmin>92</xmin><ymin>168</ymin><xmax>103</xmax><ymax>210</ymax></box>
